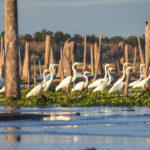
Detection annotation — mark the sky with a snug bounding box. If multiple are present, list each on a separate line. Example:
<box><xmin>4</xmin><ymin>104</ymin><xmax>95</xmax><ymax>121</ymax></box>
<box><xmin>0</xmin><ymin>0</ymin><xmax>150</xmax><ymax>37</ymax></box>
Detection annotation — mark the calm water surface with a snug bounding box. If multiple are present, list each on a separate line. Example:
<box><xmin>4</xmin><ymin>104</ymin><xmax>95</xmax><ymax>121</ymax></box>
<box><xmin>0</xmin><ymin>106</ymin><xmax>150</xmax><ymax>150</ymax></box>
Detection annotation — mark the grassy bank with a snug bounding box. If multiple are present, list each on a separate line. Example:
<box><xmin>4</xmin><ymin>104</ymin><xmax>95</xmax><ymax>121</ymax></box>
<box><xmin>0</xmin><ymin>87</ymin><xmax>150</xmax><ymax>107</ymax></box>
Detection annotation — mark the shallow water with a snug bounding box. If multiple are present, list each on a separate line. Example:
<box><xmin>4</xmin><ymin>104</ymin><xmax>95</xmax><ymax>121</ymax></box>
<box><xmin>0</xmin><ymin>106</ymin><xmax>150</xmax><ymax>150</ymax></box>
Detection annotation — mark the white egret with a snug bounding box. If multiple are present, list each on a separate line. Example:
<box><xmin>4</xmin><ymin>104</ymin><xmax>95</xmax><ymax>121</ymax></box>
<box><xmin>88</xmin><ymin>64</ymin><xmax>111</xmax><ymax>89</ymax></box>
<box><xmin>129</xmin><ymin>64</ymin><xmax>145</xmax><ymax>87</ymax></box>
<box><xmin>42</xmin><ymin>64</ymin><xmax>58</xmax><ymax>91</ymax></box>
<box><xmin>113</xmin><ymin>62</ymin><xmax>131</xmax><ymax>86</ymax></box>
<box><xmin>93</xmin><ymin>67</ymin><xmax>115</xmax><ymax>92</ymax></box>
<box><xmin>55</xmin><ymin>62</ymin><xmax>83</xmax><ymax>92</ymax></box>
<box><xmin>109</xmin><ymin>66</ymin><xmax>134</xmax><ymax>93</ymax></box>
<box><xmin>133</xmin><ymin>68</ymin><xmax>150</xmax><ymax>90</ymax></box>
<box><xmin>26</xmin><ymin>69</ymin><xmax>51</xmax><ymax>98</ymax></box>
<box><xmin>71</xmin><ymin>71</ymin><xmax>90</xmax><ymax>92</ymax></box>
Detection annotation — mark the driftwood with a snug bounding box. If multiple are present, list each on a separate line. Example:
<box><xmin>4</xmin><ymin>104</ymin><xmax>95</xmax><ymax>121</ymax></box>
<box><xmin>145</xmin><ymin>20</ymin><xmax>150</xmax><ymax>88</ymax></box>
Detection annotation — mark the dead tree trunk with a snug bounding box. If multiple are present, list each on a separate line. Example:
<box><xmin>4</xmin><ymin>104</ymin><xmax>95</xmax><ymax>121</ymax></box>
<box><xmin>133</xmin><ymin>47</ymin><xmax>137</xmax><ymax>73</ymax></box>
<box><xmin>90</xmin><ymin>44</ymin><xmax>94</xmax><ymax>76</ymax></box>
<box><xmin>124</xmin><ymin>44</ymin><xmax>129</xmax><ymax>97</ymax></box>
<box><xmin>19</xmin><ymin>45</ymin><xmax>22</xmax><ymax>77</ymax></box>
<box><xmin>145</xmin><ymin>20</ymin><xmax>150</xmax><ymax>88</ymax></box>
<box><xmin>0</xmin><ymin>37</ymin><xmax>4</xmax><ymax>78</ymax></box>
<box><xmin>38</xmin><ymin>60</ymin><xmax>42</xmax><ymax>80</ymax></box>
<box><xmin>98</xmin><ymin>32</ymin><xmax>103</xmax><ymax>74</ymax></box>
<box><xmin>22</xmin><ymin>42</ymin><xmax>31</xmax><ymax>81</ymax></box>
<box><xmin>138</xmin><ymin>37</ymin><xmax>146</xmax><ymax>78</ymax></box>
<box><xmin>49</xmin><ymin>46</ymin><xmax>54</xmax><ymax>65</ymax></box>
<box><xmin>61</xmin><ymin>39</ymin><xmax>75</xmax><ymax>77</ymax></box>
<box><xmin>5</xmin><ymin>0</ymin><xmax>20</xmax><ymax>99</ymax></box>
<box><xmin>33</xmin><ymin>60</ymin><xmax>37</xmax><ymax>86</ymax></box>
<box><xmin>60</xmin><ymin>47</ymin><xmax>64</xmax><ymax>80</ymax></box>
<box><xmin>44</xmin><ymin>35</ymin><xmax>50</xmax><ymax>69</ymax></box>
<box><xmin>94</xmin><ymin>32</ymin><xmax>103</xmax><ymax>80</ymax></box>
<box><xmin>83</xmin><ymin>34</ymin><xmax>87</xmax><ymax>71</ymax></box>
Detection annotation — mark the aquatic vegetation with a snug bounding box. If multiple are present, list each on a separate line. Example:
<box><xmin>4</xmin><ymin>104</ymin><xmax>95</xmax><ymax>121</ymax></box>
<box><xmin>0</xmin><ymin>86</ymin><xmax>149</xmax><ymax>107</ymax></box>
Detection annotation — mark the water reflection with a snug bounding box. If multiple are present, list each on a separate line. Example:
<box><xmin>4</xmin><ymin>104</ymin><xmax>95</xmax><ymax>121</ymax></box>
<box><xmin>5</xmin><ymin>106</ymin><xmax>21</xmax><ymax>143</ymax></box>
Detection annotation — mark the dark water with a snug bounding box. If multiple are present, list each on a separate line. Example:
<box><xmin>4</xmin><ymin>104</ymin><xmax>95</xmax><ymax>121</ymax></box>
<box><xmin>0</xmin><ymin>106</ymin><xmax>150</xmax><ymax>150</ymax></box>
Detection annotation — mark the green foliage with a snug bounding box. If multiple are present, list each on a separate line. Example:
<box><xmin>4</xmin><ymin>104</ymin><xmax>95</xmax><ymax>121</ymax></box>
<box><xmin>110</xmin><ymin>36</ymin><xmax>124</xmax><ymax>43</ymax></box>
<box><xmin>87</xmin><ymin>34</ymin><xmax>98</xmax><ymax>43</ymax></box>
<box><xmin>20</xmin><ymin>34</ymin><xmax>33</xmax><ymax>42</ymax></box>
<box><xmin>126</xmin><ymin>36</ymin><xmax>138</xmax><ymax>46</ymax></box>
<box><xmin>0</xmin><ymin>87</ymin><xmax>149</xmax><ymax>107</ymax></box>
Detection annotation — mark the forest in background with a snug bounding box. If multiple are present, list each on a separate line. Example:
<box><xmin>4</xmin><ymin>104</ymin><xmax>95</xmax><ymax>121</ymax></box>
<box><xmin>0</xmin><ymin>29</ymin><xmax>145</xmax><ymax>66</ymax></box>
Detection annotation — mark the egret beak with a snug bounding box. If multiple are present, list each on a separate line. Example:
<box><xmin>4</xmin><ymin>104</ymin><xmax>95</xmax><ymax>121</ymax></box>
<box><xmin>78</xmin><ymin>62</ymin><xmax>83</xmax><ymax>65</ymax></box>
<box><xmin>53</xmin><ymin>64</ymin><xmax>59</xmax><ymax>66</ymax></box>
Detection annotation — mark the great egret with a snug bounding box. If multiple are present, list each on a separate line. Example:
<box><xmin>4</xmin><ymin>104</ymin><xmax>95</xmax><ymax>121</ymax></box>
<box><xmin>55</xmin><ymin>62</ymin><xmax>83</xmax><ymax>92</ymax></box>
<box><xmin>42</xmin><ymin>64</ymin><xmax>58</xmax><ymax>91</ymax></box>
<box><xmin>129</xmin><ymin>64</ymin><xmax>145</xmax><ymax>87</ymax></box>
<box><xmin>109</xmin><ymin>66</ymin><xmax>134</xmax><ymax>93</ymax></box>
<box><xmin>71</xmin><ymin>71</ymin><xmax>90</xmax><ymax>92</ymax></box>
<box><xmin>111</xmin><ymin>62</ymin><xmax>131</xmax><ymax>87</ymax></box>
<box><xmin>133</xmin><ymin>68</ymin><xmax>150</xmax><ymax>90</ymax></box>
<box><xmin>93</xmin><ymin>67</ymin><xmax>115</xmax><ymax>92</ymax></box>
<box><xmin>26</xmin><ymin>69</ymin><xmax>51</xmax><ymax>98</ymax></box>
<box><xmin>88</xmin><ymin>64</ymin><xmax>111</xmax><ymax>89</ymax></box>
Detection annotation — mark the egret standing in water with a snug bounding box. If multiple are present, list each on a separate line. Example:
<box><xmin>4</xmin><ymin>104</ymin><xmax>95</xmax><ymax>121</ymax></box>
<box><xmin>93</xmin><ymin>67</ymin><xmax>115</xmax><ymax>92</ymax></box>
<box><xmin>55</xmin><ymin>62</ymin><xmax>83</xmax><ymax>93</ymax></box>
<box><xmin>88</xmin><ymin>64</ymin><xmax>111</xmax><ymax>89</ymax></box>
<box><xmin>26</xmin><ymin>69</ymin><xmax>51</xmax><ymax>98</ymax></box>
<box><xmin>71</xmin><ymin>71</ymin><xmax>91</xmax><ymax>92</ymax></box>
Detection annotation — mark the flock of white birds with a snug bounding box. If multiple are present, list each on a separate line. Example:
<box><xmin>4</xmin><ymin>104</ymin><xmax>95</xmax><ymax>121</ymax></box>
<box><xmin>0</xmin><ymin>62</ymin><xmax>150</xmax><ymax>98</ymax></box>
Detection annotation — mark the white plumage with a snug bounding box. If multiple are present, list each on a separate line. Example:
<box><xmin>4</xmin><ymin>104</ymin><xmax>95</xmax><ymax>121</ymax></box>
<box><xmin>26</xmin><ymin>69</ymin><xmax>50</xmax><ymax>98</ymax></box>
<box><xmin>88</xmin><ymin>64</ymin><xmax>111</xmax><ymax>89</ymax></box>
<box><xmin>55</xmin><ymin>62</ymin><xmax>83</xmax><ymax>91</ymax></box>
<box><xmin>71</xmin><ymin>71</ymin><xmax>90</xmax><ymax>92</ymax></box>
<box><xmin>93</xmin><ymin>67</ymin><xmax>115</xmax><ymax>92</ymax></box>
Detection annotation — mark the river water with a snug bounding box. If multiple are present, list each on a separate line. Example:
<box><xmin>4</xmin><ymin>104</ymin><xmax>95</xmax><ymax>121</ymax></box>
<box><xmin>0</xmin><ymin>106</ymin><xmax>150</xmax><ymax>150</ymax></box>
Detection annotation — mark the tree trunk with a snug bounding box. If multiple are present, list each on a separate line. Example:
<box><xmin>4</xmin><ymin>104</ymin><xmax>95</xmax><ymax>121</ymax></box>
<box><xmin>61</xmin><ymin>39</ymin><xmax>75</xmax><ymax>77</ymax></box>
<box><xmin>94</xmin><ymin>32</ymin><xmax>103</xmax><ymax>80</ymax></box>
<box><xmin>137</xmin><ymin>37</ymin><xmax>146</xmax><ymax>78</ymax></box>
<box><xmin>19</xmin><ymin>45</ymin><xmax>22</xmax><ymax>77</ymax></box>
<box><xmin>22</xmin><ymin>42</ymin><xmax>30</xmax><ymax>81</ymax></box>
<box><xmin>38</xmin><ymin>60</ymin><xmax>42</xmax><ymax>80</ymax></box>
<box><xmin>44</xmin><ymin>35</ymin><xmax>50</xmax><ymax>69</ymax></box>
<box><xmin>5</xmin><ymin>0</ymin><xmax>20</xmax><ymax>99</ymax></box>
<box><xmin>145</xmin><ymin>20</ymin><xmax>150</xmax><ymax>88</ymax></box>
<box><xmin>124</xmin><ymin>44</ymin><xmax>129</xmax><ymax>97</ymax></box>
<box><xmin>83</xmin><ymin>34</ymin><xmax>87</xmax><ymax>71</ymax></box>
<box><xmin>133</xmin><ymin>47</ymin><xmax>137</xmax><ymax>73</ymax></box>
<box><xmin>49</xmin><ymin>46</ymin><xmax>54</xmax><ymax>65</ymax></box>
<box><xmin>98</xmin><ymin>32</ymin><xmax>103</xmax><ymax>74</ymax></box>
<box><xmin>90</xmin><ymin>44</ymin><xmax>94</xmax><ymax>76</ymax></box>
<box><xmin>33</xmin><ymin>60</ymin><xmax>37</xmax><ymax>86</ymax></box>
